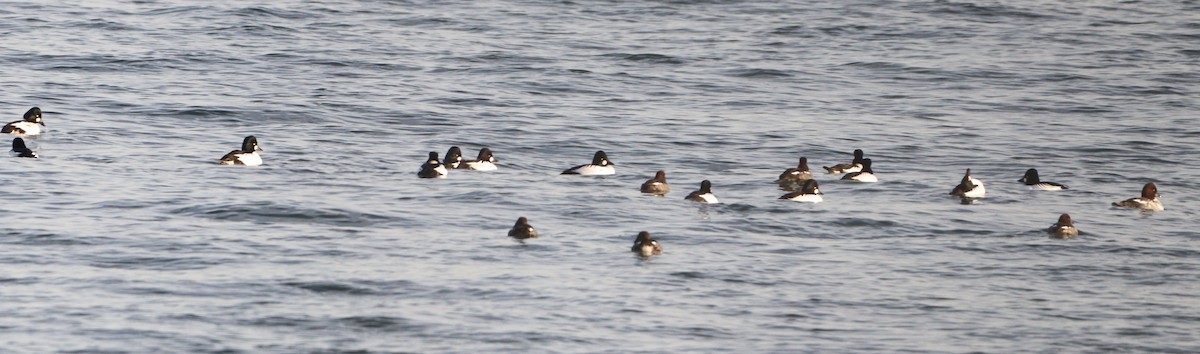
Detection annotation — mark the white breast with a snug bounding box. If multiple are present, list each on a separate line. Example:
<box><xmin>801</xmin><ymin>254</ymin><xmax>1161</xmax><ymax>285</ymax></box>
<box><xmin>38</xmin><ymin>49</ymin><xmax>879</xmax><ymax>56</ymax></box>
<box><xmin>236</xmin><ymin>152</ymin><xmax>263</xmax><ymax>166</ymax></box>
<box><xmin>1136</xmin><ymin>198</ymin><xmax>1165</xmax><ymax>211</ymax></box>
<box><xmin>839</xmin><ymin>164</ymin><xmax>863</xmax><ymax>173</ymax></box>
<box><xmin>849</xmin><ymin>172</ymin><xmax>878</xmax><ymax>182</ymax></box>
<box><xmin>570</xmin><ymin>164</ymin><xmax>615</xmax><ymax>176</ymax></box>
<box><xmin>6</xmin><ymin>122</ymin><xmax>42</xmax><ymax>135</ymax></box>
<box><xmin>465</xmin><ymin>161</ymin><xmax>497</xmax><ymax>171</ymax></box>
<box><xmin>962</xmin><ymin>178</ymin><xmax>986</xmax><ymax>198</ymax></box>
<box><xmin>1028</xmin><ymin>183</ymin><xmax>1063</xmax><ymax>191</ymax></box>
<box><xmin>786</xmin><ymin>194</ymin><xmax>823</xmax><ymax>203</ymax></box>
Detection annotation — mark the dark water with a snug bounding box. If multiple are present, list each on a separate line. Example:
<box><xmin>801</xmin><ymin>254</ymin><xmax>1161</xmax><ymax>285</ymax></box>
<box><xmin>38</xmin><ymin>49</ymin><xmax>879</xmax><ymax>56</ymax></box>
<box><xmin>2</xmin><ymin>1</ymin><xmax>1199</xmax><ymax>352</ymax></box>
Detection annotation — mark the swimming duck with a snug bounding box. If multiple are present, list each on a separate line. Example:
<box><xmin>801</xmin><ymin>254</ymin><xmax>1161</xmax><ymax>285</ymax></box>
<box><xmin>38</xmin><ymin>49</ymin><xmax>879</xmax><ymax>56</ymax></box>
<box><xmin>949</xmin><ymin>168</ymin><xmax>986</xmax><ymax>198</ymax></box>
<box><xmin>2</xmin><ymin>107</ymin><xmax>44</xmax><ymax>136</ymax></box>
<box><xmin>684</xmin><ymin>180</ymin><xmax>719</xmax><ymax>204</ymax></box>
<box><xmin>508</xmin><ymin>217</ymin><xmax>537</xmax><ymax>239</ymax></box>
<box><xmin>1047</xmin><ymin>213</ymin><xmax>1079</xmax><ymax>239</ymax></box>
<box><xmin>464</xmin><ymin>148</ymin><xmax>498</xmax><ymax>171</ymax></box>
<box><xmin>780</xmin><ymin>179</ymin><xmax>823</xmax><ymax>203</ymax></box>
<box><xmin>1112</xmin><ymin>182</ymin><xmax>1163</xmax><ymax>211</ymax></box>
<box><xmin>218</xmin><ymin>135</ymin><xmax>263</xmax><ymax>166</ymax></box>
<box><xmin>776</xmin><ymin>156</ymin><xmax>814</xmax><ymax>187</ymax></box>
<box><xmin>841</xmin><ymin>158</ymin><xmax>878</xmax><ymax>182</ymax></box>
<box><xmin>631</xmin><ymin>231</ymin><xmax>662</xmax><ymax>256</ymax></box>
<box><xmin>561</xmin><ymin>150</ymin><xmax>615</xmax><ymax>175</ymax></box>
<box><xmin>640</xmin><ymin>170</ymin><xmax>670</xmax><ymax>195</ymax></box>
<box><xmin>417</xmin><ymin>152</ymin><xmax>448</xmax><ymax>178</ymax></box>
<box><xmin>1019</xmin><ymin>169</ymin><xmax>1068</xmax><ymax>190</ymax></box>
<box><xmin>823</xmin><ymin>149</ymin><xmax>864</xmax><ymax>174</ymax></box>
<box><xmin>10</xmin><ymin>138</ymin><xmax>36</xmax><ymax>158</ymax></box>
<box><xmin>445</xmin><ymin>146</ymin><xmax>465</xmax><ymax>169</ymax></box>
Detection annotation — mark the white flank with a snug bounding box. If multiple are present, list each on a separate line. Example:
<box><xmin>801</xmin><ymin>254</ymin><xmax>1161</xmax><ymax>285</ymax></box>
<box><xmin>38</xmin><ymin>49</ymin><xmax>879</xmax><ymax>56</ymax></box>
<box><xmin>849</xmin><ymin>172</ymin><xmax>878</xmax><ymax>183</ymax></box>
<box><xmin>236</xmin><ymin>152</ymin><xmax>263</xmax><ymax>166</ymax></box>
<box><xmin>1028</xmin><ymin>183</ymin><xmax>1063</xmax><ymax>191</ymax></box>
<box><xmin>963</xmin><ymin>177</ymin><xmax>986</xmax><ymax>198</ymax></box>
<box><xmin>835</xmin><ymin>164</ymin><xmax>863</xmax><ymax>174</ymax></box>
<box><xmin>465</xmin><ymin>161</ymin><xmax>497</xmax><ymax>171</ymax></box>
<box><xmin>1131</xmin><ymin>198</ymin><xmax>1165</xmax><ymax>211</ymax></box>
<box><xmin>787</xmin><ymin>194</ymin><xmax>823</xmax><ymax>203</ymax></box>
<box><xmin>6</xmin><ymin>122</ymin><xmax>43</xmax><ymax>136</ymax></box>
<box><xmin>571</xmin><ymin>164</ymin><xmax>615</xmax><ymax>176</ymax></box>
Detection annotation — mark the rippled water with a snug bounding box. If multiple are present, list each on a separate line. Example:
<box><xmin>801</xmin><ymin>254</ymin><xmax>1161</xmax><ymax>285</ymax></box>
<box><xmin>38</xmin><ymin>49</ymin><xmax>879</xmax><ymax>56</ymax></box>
<box><xmin>2</xmin><ymin>0</ymin><xmax>1199</xmax><ymax>352</ymax></box>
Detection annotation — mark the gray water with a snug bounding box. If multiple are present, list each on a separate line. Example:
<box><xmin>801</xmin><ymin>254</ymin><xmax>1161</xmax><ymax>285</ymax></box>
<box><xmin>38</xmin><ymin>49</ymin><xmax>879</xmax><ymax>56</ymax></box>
<box><xmin>2</xmin><ymin>0</ymin><xmax>1199</xmax><ymax>352</ymax></box>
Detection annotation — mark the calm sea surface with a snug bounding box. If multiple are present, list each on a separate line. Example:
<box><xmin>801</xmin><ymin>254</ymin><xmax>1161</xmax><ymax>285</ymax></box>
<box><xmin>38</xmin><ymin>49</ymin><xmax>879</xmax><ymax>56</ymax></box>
<box><xmin>2</xmin><ymin>0</ymin><xmax>1199</xmax><ymax>352</ymax></box>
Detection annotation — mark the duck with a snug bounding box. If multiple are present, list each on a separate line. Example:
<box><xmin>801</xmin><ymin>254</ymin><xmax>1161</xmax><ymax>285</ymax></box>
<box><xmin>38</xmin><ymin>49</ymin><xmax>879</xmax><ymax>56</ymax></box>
<box><xmin>561</xmin><ymin>150</ymin><xmax>615</xmax><ymax>175</ymax></box>
<box><xmin>1047</xmin><ymin>213</ymin><xmax>1079</xmax><ymax>239</ymax></box>
<box><xmin>1112</xmin><ymin>182</ymin><xmax>1163</xmax><ymax>211</ymax></box>
<box><xmin>640</xmin><ymin>170</ymin><xmax>670</xmax><ymax>195</ymax></box>
<box><xmin>417</xmin><ymin>152</ymin><xmax>448</xmax><ymax>178</ymax></box>
<box><xmin>823</xmin><ymin>149</ymin><xmax>864</xmax><ymax>174</ymax></box>
<box><xmin>2</xmin><ymin>107</ymin><xmax>44</xmax><ymax>136</ymax></box>
<box><xmin>218</xmin><ymin>135</ymin><xmax>263</xmax><ymax>166</ymax></box>
<box><xmin>10</xmin><ymin>138</ymin><xmax>37</xmax><ymax>158</ymax></box>
<box><xmin>463</xmin><ymin>148</ymin><xmax>498</xmax><ymax>171</ymax></box>
<box><xmin>508</xmin><ymin>217</ymin><xmax>537</xmax><ymax>239</ymax></box>
<box><xmin>776</xmin><ymin>156</ymin><xmax>813</xmax><ymax>187</ymax></box>
<box><xmin>444</xmin><ymin>146</ymin><xmax>465</xmax><ymax>169</ymax></box>
<box><xmin>631</xmin><ymin>231</ymin><xmax>662</xmax><ymax>256</ymax></box>
<box><xmin>779</xmin><ymin>179</ymin><xmax>823</xmax><ymax>203</ymax></box>
<box><xmin>684</xmin><ymin>180</ymin><xmax>719</xmax><ymax>204</ymax></box>
<box><xmin>1018</xmin><ymin>169</ymin><xmax>1068</xmax><ymax>190</ymax></box>
<box><xmin>841</xmin><ymin>158</ymin><xmax>878</xmax><ymax>182</ymax></box>
<box><xmin>949</xmin><ymin>168</ymin><xmax>986</xmax><ymax>198</ymax></box>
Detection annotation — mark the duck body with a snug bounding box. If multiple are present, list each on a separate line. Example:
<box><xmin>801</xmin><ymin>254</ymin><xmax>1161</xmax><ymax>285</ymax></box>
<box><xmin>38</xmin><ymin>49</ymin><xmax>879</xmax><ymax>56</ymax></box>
<box><xmin>2</xmin><ymin>107</ymin><xmax>44</xmax><ymax>136</ymax></box>
<box><xmin>780</xmin><ymin>180</ymin><xmax>823</xmax><ymax>203</ymax></box>
<box><xmin>949</xmin><ymin>169</ymin><xmax>986</xmax><ymax>198</ymax></box>
<box><xmin>777</xmin><ymin>157</ymin><xmax>814</xmax><ymax>189</ymax></box>
<box><xmin>10</xmin><ymin>138</ymin><xmax>37</xmax><ymax>158</ymax></box>
<box><xmin>684</xmin><ymin>180</ymin><xmax>719</xmax><ymax>204</ymax></box>
<box><xmin>841</xmin><ymin>158</ymin><xmax>878</xmax><ymax>182</ymax></box>
<box><xmin>631</xmin><ymin>231</ymin><xmax>662</xmax><ymax>256</ymax></box>
<box><xmin>464</xmin><ymin>148</ymin><xmax>497</xmax><ymax>171</ymax></box>
<box><xmin>1112</xmin><ymin>182</ymin><xmax>1164</xmax><ymax>211</ymax></box>
<box><xmin>562</xmin><ymin>150</ymin><xmax>615</xmax><ymax>175</ymax></box>
<box><xmin>640</xmin><ymin>170</ymin><xmax>670</xmax><ymax>195</ymax></box>
<box><xmin>1019</xmin><ymin>169</ymin><xmax>1068</xmax><ymax>190</ymax></box>
<box><xmin>417</xmin><ymin>152</ymin><xmax>448</xmax><ymax>178</ymax></box>
<box><xmin>823</xmin><ymin>149</ymin><xmax>864</xmax><ymax>174</ymax></box>
<box><xmin>1047</xmin><ymin>213</ymin><xmax>1079</xmax><ymax>239</ymax></box>
<box><xmin>219</xmin><ymin>136</ymin><xmax>263</xmax><ymax>166</ymax></box>
<box><xmin>508</xmin><ymin>217</ymin><xmax>538</xmax><ymax>239</ymax></box>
